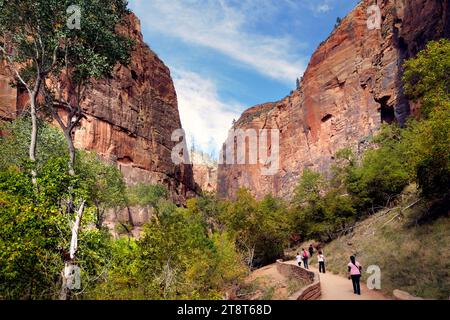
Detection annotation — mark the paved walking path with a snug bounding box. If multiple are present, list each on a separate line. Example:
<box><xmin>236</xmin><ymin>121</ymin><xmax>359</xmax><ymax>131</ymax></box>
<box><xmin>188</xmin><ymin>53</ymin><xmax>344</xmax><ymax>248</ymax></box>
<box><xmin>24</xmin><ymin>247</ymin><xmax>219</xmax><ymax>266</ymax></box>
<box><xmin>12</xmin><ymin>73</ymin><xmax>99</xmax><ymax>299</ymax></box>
<box><xmin>286</xmin><ymin>260</ymin><xmax>388</xmax><ymax>300</ymax></box>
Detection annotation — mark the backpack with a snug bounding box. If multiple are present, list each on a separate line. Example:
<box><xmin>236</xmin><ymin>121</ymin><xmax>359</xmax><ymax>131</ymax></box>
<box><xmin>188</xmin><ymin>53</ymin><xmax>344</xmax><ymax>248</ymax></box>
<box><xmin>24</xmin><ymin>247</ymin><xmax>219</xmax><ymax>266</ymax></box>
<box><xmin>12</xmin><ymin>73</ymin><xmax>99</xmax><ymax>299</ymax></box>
<box><xmin>303</xmin><ymin>251</ymin><xmax>308</xmax><ymax>259</ymax></box>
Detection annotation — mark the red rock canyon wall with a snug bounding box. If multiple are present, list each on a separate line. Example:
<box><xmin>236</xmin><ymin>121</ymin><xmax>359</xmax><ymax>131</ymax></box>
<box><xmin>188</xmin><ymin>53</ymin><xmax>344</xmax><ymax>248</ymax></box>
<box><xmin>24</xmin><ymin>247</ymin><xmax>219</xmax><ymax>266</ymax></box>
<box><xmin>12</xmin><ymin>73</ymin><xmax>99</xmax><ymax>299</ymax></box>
<box><xmin>218</xmin><ymin>0</ymin><xmax>450</xmax><ymax>199</ymax></box>
<box><xmin>0</xmin><ymin>14</ymin><xmax>196</xmax><ymax>204</ymax></box>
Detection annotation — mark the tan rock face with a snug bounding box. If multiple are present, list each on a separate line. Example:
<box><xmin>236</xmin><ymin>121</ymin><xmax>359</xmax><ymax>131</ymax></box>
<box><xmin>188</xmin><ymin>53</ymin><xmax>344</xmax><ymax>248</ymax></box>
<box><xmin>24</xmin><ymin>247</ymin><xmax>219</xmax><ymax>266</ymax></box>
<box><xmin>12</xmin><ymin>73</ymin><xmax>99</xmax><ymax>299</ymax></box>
<box><xmin>0</xmin><ymin>61</ymin><xmax>17</xmax><ymax>121</ymax></box>
<box><xmin>0</xmin><ymin>13</ymin><xmax>196</xmax><ymax>204</ymax></box>
<box><xmin>191</xmin><ymin>151</ymin><xmax>218</xmax><ymax>193</ymax></box>
<box><xmin>218</xmin><ymin>0</ymin><xmax>450</xmax><ymax>200</ymax></box>
<box><xmin>193</xmin><ymin>164</ymin><xmax>217</xmax><ymax>193</ymax></box>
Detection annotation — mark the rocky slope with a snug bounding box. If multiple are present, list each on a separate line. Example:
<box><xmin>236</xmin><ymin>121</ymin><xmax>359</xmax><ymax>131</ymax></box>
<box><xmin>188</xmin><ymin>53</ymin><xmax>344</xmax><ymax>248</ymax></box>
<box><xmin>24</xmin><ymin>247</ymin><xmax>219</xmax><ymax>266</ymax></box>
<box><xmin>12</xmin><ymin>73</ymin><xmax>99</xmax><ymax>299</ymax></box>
<box><xmin>218</xmin><ymin>0</ymin><xmax>450</xmax><ymax>199</ymax></box>
<box><xmin>0</xmin><ymin>13</ymin><xmax>196</xmax><ymax>204</ymax></box>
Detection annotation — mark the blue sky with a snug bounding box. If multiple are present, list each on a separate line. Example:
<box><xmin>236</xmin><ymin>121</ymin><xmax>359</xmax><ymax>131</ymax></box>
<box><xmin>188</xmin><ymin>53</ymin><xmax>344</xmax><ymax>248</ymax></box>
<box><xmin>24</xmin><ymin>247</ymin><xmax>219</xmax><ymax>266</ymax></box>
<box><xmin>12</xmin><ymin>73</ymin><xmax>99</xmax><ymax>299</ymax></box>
<box><xmin>128</xmin><ymin>0</ymin><xmax>359</xmax><ymax>158</ymax></box>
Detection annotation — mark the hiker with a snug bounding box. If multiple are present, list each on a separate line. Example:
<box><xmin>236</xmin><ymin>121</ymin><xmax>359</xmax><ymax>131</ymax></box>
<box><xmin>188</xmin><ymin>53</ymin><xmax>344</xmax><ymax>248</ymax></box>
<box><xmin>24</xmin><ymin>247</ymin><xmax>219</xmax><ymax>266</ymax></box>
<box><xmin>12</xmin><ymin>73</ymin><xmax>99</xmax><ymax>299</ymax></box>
<box><xmin>318</xmin><ymin>251</ymin><xmax>326</xmax><ymax>273</ymax></box>
<box><xmin>309</xmin><ymin>244</ymin><xmax>314</xmax><ymax>257</ymax></box>
<box><xmin>302</xmin><ymin>248</ymin><xmax>309</xmax><ymax>269</ymax></box>
<box><xmin>296</xmin><ymin>252</ymin><xmax>302</xmax><ymax>267</ymax></box>
<box><xmin>348</xmin><ymin>256</ymin><xmax>362</xmax><ymax>295</ymax></box>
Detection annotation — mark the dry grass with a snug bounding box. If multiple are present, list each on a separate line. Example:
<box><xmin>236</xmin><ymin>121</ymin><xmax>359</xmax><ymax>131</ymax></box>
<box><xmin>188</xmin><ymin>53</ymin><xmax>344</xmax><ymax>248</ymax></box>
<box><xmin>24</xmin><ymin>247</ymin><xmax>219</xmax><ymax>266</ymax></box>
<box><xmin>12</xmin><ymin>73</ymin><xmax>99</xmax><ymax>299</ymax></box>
<box><xmin>237</xmin><ymin>273</ymin><xmax>287</xmax><ymax>300</ymax></box>
<box><xmin>320</xmin><ymin>190</ymin><xmax>450</xmax><ymax>299</ymax></box>
<box><xmin>286</xmin><ymin>277</ymin><xmax>309</xmax><ymax>296</ymax></box>
<box><xmin>239</xmin><ymin>264</ymin><xmax>310</xmax><ymax>300</ymax></box>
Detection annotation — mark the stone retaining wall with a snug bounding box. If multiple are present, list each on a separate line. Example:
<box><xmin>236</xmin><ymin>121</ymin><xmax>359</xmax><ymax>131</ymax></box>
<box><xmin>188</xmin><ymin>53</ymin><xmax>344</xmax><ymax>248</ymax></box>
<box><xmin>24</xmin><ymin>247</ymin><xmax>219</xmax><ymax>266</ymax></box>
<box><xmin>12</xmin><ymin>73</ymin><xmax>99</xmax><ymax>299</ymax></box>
<box><xmin>276</xmin><ymin>260</ymin><xmax>321</xmax><ymax>300</ymax></box>
<box><xmin>393</xmin><ymin>289</ymin><xmax>424</xmax><ymax>300</ymax></box>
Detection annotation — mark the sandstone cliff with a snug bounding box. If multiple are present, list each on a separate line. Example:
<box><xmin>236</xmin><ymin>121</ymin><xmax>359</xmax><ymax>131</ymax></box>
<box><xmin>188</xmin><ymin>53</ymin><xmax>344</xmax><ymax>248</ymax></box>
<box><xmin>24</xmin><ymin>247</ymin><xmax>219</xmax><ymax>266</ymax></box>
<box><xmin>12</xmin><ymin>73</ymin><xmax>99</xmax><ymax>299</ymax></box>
<box><xmin>191</xmin><ymin>151</ymin><xmax>218</xmax><ymax>193</ymax></box>
<box><xmin>0</xmin><ymin>13</ymin><xmax>196</xmax><ymax>204</ymax></box>
<box><xmin>218</xmin><ymin>0</ymin><xmax>450</xmax><ymax>199</ymax></box>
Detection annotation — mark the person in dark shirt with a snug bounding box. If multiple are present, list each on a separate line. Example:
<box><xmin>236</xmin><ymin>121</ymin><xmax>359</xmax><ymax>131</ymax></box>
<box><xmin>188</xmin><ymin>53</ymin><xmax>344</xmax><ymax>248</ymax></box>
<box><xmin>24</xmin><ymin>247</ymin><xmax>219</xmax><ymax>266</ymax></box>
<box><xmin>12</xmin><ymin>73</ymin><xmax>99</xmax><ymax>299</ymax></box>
<box><xmin>308</xmin><ymin>244</ymin><xmax>314</xmax><ymax>257</ymax></box>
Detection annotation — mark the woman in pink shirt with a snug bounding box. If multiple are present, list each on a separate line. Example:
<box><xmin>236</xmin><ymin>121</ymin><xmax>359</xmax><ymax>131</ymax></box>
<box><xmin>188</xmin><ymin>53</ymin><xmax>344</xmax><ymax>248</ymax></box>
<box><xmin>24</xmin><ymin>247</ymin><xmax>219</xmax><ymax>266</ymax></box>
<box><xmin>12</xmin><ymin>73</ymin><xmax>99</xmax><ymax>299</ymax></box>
<box><xmin>347</xmin><ymin>256</ymin><xmax>362</xmax><ymax>295</ymax></box>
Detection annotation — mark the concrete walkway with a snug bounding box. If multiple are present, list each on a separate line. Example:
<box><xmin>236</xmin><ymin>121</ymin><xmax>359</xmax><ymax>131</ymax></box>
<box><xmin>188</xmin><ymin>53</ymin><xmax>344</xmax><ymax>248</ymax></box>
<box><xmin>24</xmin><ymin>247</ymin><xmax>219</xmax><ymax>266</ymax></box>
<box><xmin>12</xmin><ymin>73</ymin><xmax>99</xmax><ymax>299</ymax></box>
<box><xmin>286</xmin><ymin>260</ymin><xmax>388</xmax><ymax>300</ymax></box>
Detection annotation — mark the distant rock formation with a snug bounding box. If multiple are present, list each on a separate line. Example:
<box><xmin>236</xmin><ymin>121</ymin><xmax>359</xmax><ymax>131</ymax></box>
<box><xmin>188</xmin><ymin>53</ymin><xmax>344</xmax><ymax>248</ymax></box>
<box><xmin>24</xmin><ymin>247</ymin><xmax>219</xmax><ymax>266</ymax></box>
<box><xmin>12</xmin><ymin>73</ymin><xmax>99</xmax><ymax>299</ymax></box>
<box><xmin>191</xmin><ymin>151</ymin><xmax>218</xmax><ymax>193</ymax></box>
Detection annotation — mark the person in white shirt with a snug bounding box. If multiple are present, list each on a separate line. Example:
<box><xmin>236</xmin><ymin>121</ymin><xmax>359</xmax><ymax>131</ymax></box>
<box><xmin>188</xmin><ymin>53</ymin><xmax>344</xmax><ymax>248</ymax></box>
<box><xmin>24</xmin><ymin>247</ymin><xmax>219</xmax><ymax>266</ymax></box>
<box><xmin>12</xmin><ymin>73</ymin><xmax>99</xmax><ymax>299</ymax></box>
<box><xmin>296</xmin><ymin>252</ymin><xmax>303</xmax><ymax>267</ymax></box>
<box><xmin>318</xmin><ymin>251</ymin><xmax>326</xmax><ymax>273</ymax></box>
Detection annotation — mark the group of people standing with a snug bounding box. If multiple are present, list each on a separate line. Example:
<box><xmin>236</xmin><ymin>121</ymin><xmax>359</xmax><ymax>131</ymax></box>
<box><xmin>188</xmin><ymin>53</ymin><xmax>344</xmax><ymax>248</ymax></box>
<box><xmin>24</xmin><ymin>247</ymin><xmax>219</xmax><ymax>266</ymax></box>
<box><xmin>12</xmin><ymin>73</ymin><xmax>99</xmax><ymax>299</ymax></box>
<box><xmin>296</xmin><ymin>244</ymin><xmax>325</xmax><ymax>273</ymax></box>
<box><xmin>295</xmin><ymin>244</ymin><xmax>363</xmax><ymax>296</ymax></box>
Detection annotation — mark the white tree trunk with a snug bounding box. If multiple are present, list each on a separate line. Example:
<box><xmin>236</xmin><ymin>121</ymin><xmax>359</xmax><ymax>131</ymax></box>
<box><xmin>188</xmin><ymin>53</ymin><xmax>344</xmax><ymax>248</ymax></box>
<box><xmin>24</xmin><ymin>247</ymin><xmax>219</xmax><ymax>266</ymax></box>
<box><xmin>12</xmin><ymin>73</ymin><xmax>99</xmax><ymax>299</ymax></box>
<box><xmin>29</xmin><ymin>90</ymin><xmax>39</xmax><ymax>184</ymax></box>
<box><xmin>60</xmin><ymin>200</ymin><xmax>85</xmax><ymax>300</ymax></box>
<box><xmin>69</xmin><ymin>200</ymin><xmax>84</xmax><ymax>259</ymax></box>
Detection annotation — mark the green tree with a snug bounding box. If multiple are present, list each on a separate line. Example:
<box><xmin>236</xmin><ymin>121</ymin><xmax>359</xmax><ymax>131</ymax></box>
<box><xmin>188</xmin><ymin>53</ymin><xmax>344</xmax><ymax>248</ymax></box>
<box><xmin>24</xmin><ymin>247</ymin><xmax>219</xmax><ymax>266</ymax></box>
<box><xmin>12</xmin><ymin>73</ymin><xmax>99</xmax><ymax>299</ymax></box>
<box><xmin>334</xmin><ymin>17</ymin><xmax>342</xmax><ymax>29</ymax></box>
<box><xmin>402</xmin><ymin>39</ymin><xmax>450</xmax><ymax>202</ymax></box>
<box><xmin>76</xmin><ymin>152</ymin><xmax>127</xmax><ymax>228</ymax></box>
<box><xmin>292</xmin><ymin>169</ymin><xmax>323</xmax><ymax>207</ymax></box>
<box><xmin>256</xmin><ymin>194</ymin><xmax>291</xmax><ymax>264</ymax></box>
<box><xmin>219</xmin><ymin>189</ymin><xmax>290</xmax><ymax>267</ymax></box>
<box><xmin>407</xmin><ymin>106</ymin><xmax>450</xmax><ymax>200</ymax></box>
<box><xmin>0</xmin><ymin>0</ymin><xmax>132</xmax><ymax>175</ymax></box>
<box><xmin>0</xmin><ymin>156</ymin><xmax>111</xmax><ymax>299</ymax></box>
<box><xmin>127</xmin><ymin>183</ymin><xmax>168</xmax><ymax>207</ymax></box>
<box><xmin>290</xmin><ymin>167</ymin><xmax>357</xmax><ymax>241</ymax></box>
<box><xmin>403</xmin><ymin>39</ymin><xmax>450</xmax><ymax>118</ymax></box>
<box><xmin>186</xmin><ymin>193</ymin><xmax>225</xmax><ymax>232</ymax></box>
<box><xmin>87</xmin><ymin>206</ymin><xmax>246</xmax><ymax>300</ymax></box>
<box><xmin>291</xmin><ymin>169</ymin><xmax>327</xmax><ymax>240</ymax></box>
<box><xmin>0</xmin><ymin>117</ymin><xmax>67</xmax><ymax>172</ymax></box>
<box><xmin>0</xmin><ymin>165</ymin><xmax>66</xmax><ymax>299</ymax></box>
<box><xmin>0</xmin><ymin>2</ymin><xmax>133</xmax><ymax>299</ymax></box>
<box><xmin>345</xmin><ymin>125</ymin><xmax>412</xmax><ymax>211</ymax></box>
<box><xmin>42</xmin><ymin>0</ymin><xmax>133</xmax><ymax>173</ymax></box>
<box><xmin>220</xmin><ymin>189</ymin><xmax>260</xmax><ymax>267</ymax></box>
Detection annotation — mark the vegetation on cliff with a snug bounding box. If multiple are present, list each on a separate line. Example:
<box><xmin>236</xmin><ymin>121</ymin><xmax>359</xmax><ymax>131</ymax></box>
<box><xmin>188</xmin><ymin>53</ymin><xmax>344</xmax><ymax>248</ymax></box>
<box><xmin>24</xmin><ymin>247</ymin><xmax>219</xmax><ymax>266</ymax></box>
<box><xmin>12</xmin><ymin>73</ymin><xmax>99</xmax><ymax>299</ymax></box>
<box><xmin>0</xmin><ymin>0</ymin><xmax>448</xmax><ymax>299</ymax></box>
<box><xmin>0</xmin><ymin>120</ymin><xmax>247</xmax><ymax>300</ymax></box>
<box><xmin>312</xmin><ymin>186</ymin><xmax>450</xmax><ymax>299</ymax></box>
<box><xmin>290</xmin><ymin>39</ymin><xmax>450</xmax><ymax>299</ymax></box>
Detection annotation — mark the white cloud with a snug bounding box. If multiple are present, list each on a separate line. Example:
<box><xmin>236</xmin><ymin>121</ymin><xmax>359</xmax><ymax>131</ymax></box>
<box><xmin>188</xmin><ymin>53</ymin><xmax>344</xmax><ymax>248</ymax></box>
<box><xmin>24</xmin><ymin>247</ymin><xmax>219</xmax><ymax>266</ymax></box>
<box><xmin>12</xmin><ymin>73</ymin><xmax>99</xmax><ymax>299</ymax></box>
<box><xmin>306</xmin><ymin>0</ymin><xmax>334</xmax><ymax>14</ymax></box>
<box><xmin>172</xmin><ymin>69</ymin><xmax>243</xmax><ymax>157</ymax></box>
<box><xmin>316</xmin><ymin>4</ymin><xmax>331</xmax><ymax>13</ymax></box>
<box><xmin>129</xmin><ymin>0</ymin><xmax>306</xmax><ymax>84</ymax></box>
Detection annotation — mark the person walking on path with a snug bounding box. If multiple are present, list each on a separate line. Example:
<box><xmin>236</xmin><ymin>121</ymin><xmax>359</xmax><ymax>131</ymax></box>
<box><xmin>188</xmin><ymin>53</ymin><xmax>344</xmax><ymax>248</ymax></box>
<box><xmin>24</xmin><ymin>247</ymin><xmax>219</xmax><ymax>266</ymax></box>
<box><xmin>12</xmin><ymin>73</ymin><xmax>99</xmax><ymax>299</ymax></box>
<box><xmin>296</xmin><ymin>252</ymin><xmax>303</xmax><ymax>267</ymax></box>
<box><xmin>318</xmin><ymin>251</ymin><xmax>326</xmax><ymax>273</ymax></box>
<box><xmin>348</xmin><ymin>256</ymin><xmax>362</xmax><ymax>295</ymax></box>
<box><xmin>302</xmin><ymin>248</ymin><xmax>310</xmax><ymax>269</ymax></box>
<box><xmin>309</xmin><ymin>244</ymin><xmax>314</xmax><ymax>257</ymax></box>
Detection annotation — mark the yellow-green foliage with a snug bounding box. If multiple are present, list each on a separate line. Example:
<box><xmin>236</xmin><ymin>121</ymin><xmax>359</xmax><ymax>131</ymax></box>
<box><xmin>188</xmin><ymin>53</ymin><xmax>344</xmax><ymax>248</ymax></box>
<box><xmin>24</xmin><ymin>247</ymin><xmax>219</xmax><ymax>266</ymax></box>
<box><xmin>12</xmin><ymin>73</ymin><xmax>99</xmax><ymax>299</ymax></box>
<box><xmin>219</xmin><ymin>189</ymin><xmax>291</xmax><ymax>267</ymax></box>
<box><xmin>87</xmin><ymin>204</ymin><xmax>248</xmax><ymax>300</ymax></box>
<box><xmin>403</xmin><ymin>39</ymin><xmax>450</xmax><ymax>118</ymax></box>
<box><xmin>0</xmin><ymin>157</ymin><xmax>112</xmax><ymax>299</ymax></box>
<box><xmin>402</xmin><ymin>39</ymin><xmax>450</xmax><ymax>200</ymax></box>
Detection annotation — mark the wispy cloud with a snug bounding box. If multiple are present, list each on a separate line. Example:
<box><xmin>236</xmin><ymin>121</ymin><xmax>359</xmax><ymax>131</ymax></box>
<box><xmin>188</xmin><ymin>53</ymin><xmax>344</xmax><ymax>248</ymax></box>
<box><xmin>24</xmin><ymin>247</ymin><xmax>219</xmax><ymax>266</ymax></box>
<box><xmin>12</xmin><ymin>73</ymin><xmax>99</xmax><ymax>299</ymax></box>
<box><xmin>286</xmin><ymin>0</ymin><xmax>335</xmax><ymax>14</ymax></box>
<box><xmin>316</xmin><ymin>4</ymin><xmax>331</xmax><ymax>13</ymax></box>
<box><xmin>129</xmin><ymin>0</ymin><xmax>307</xmax><ymax>84</ymax></box>
<box><xmin>128</xmin><ymin>0</ymin><xmax>357</xmax><ymax>155</ymax></box>
<box><xmin>173</xmin><ymin>69</ymin><xmax>243</xmax><ymax>156</ymax></box>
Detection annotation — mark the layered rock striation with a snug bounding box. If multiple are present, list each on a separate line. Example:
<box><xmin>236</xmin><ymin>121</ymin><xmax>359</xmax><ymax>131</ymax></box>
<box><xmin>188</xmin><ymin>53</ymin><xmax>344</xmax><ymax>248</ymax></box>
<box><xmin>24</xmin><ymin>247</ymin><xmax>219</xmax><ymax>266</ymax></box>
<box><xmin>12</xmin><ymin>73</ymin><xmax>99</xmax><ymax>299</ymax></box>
<box><xmin>218</xmin><ymin>0</ymin><xmax>450</xmax><ymax>199</ymax></box>
<box><xmin>0</xmin><ymin>13</ymin><xmax>196</xmax><ymax>204</ymax></box>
